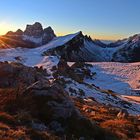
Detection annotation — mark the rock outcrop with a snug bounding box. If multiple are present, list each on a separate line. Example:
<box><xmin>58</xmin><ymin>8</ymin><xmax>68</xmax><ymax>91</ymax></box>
<box><xmin>0</xmin><ymin>62</ymin><xmax>48</xmax><ymax>88</ymax></box>
<box><xmin>6</xmin><ymin>79</ymin><xmax>107</xmax><ymax>139</ymax></box>
<box><xmin>23</xmin><ymin>82</ymin><xmax>79</xmax><ymax>120</ymax></box>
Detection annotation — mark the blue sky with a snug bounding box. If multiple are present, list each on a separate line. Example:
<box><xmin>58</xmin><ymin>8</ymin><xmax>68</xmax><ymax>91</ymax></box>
<box><xmin>0</xmin><ymin>0</ymin><xmax>140</xmax><ymax>40</ymax></box>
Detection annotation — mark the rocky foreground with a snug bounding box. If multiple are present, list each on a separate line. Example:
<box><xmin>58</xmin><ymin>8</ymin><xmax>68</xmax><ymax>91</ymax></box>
<box><xmin>0</xmin><ymin>61</ymin><xmax>139</xmax><ymax>140</ymax></box>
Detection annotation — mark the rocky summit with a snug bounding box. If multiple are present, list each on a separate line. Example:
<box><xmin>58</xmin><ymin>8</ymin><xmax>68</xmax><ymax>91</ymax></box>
<box><xmin>24</xmin><ymin>22</ymin><xmax>43</xmax><ymax>38</ymax></box>
<box><xmin>23</xmin><ymin>22</ymin><xmax>56</xmax><ymax>45</ymax></box>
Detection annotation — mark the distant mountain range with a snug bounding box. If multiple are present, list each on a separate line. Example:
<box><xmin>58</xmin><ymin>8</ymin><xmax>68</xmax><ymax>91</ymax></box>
<box><xmin>0</xmin><ymin>22</ymin><xmax>140</xmax><ymax>62</ymax></box>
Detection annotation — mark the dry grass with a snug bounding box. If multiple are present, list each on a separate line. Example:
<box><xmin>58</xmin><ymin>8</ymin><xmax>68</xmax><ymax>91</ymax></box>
<box><xmin>74</xmin><ymin>97</ymin><xmax>140</xmax><ymax>140</ymax></box>
<box><xmin>0</xmin><ymin>87</ymin><xmax>139</xmax><ymax>139</ymax></box>
<box><xmin>0</xmin><ymin>122</ymin><xmax>10</xmax><ymax>130</ymax></box>
<box><xmin>0</xmin><ymin>112</ymin><xmax>16</xmax><ymax>126</ymax></box>
<box><xmin>0</xmin><ymin>124</ymin><xmax>28</xmax><ymax>140</ymax></box>
<box><xmin>0</xmin><ymin>88</ymin><xmax>17</xmax><ymax>110</ymax></box>
<box><xmin>100</xmin><ymin>119</ymin><xmax>136</xmax><ymax>139</ymax></box>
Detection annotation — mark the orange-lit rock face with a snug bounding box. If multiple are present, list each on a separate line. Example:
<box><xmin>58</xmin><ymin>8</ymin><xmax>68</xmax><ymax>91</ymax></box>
<box><xmin>0</xmin><ymin>36</ymin><xmax>10</xmax><ymax>48</ymax></box>
<box><xmin>0</xmin><ymin>35</ymin><xmax>36</xmax><ymax>48</ymax></box>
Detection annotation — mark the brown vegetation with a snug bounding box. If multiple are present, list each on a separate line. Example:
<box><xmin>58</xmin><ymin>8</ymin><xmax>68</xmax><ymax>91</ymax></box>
<box><xmin>74</xmin><ymin>97</ymin><xmax>140</xmax><ymax>140</ymax></box>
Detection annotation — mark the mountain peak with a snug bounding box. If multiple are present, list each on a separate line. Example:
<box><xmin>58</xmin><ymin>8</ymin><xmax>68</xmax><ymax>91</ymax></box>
<box><xmin>21</xmin><ymin>22</ymin><xmax>56</xmax><ymax>45</ymax></box>
<box><xmin>15</xmin><ymin>29</ymin><xmax>23</xmax><ymax>35</ymax></box>
<box><xmin>44</xmin><ymin>26</ymin><xmax>53</xmax><ymax>31</ymax></box>
<box><xmin>6</xmin><ymin>31</ymin><xmax>14</xmax><ymax>36</ymax></box>
<box><xmin>24</xmin><ymin>22</ymin><xmax>43</xmax><ymax>37</ymax></box>
<box><xmin>34</xmin><ymin>22</ymin><xmax>42</xmax><ymax>26</ymax></box>
<box><xmin>128</xmin><ymin>33</ymin><xmax>140</xmax><ymax>43</ymax></box>
<box><xmin>76</xmin><ymin>31</ymin><xmax>83</xmax><ymax>36</ymax></box>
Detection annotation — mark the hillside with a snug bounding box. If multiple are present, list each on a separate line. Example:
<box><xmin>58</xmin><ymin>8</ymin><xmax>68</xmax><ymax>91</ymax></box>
<box><xmin>0</xmin><ymin>22</ymin><xmax>140</xmax><ymax>139</ymax></box>
<box><xmin>0</xmin><ymin>62</ymin><xmax>140</xmax><ymax>139</ymax></box>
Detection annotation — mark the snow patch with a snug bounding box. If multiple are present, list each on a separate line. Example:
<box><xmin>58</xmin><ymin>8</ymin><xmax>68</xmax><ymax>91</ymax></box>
<box><xmin>22</xmin><ymin>35</ymin><xmax>42</xmax><ymax>44</ymax></box>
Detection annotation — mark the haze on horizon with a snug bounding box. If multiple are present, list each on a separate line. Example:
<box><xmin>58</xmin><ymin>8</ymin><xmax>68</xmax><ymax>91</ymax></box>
<box><xmin>0</xmin><ymin>0</ymin><xmax>140</xmax><ymax>41</ymax></box>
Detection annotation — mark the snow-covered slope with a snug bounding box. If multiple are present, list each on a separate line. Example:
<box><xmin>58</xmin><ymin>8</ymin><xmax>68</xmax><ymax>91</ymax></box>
<box><xmin>87</xmin><ymin>62</ymin><xmax>140</xmax><ymax>95</ymax></box>
<box><xmin>1</xmin><ymin>32</ymin><xmax>140</xmax><ymax>94</ymax></box>
<box><xmin>65</xmin><ymin>76</ymin><xmax>140</xmax><ymax>115</ymax></box>
<box><xmin>2</xmin><ymin>23</ymin><xmax>140</xmax><ymax>63</ymax></box>
<box><xmin>90</xmin><ymin>62</ymin><xmax>140</xmax><ymax>95</ymax></box>
<box><xmin>34</xmin><ymin>32</ymin><xmax>81</xmax><ymax>53</ymax></box>
<box><xmin>1</xmin><ymin>32</ymin><xmax>140</xmax><ymax>95</ymax></box>
<box><xmin>0</xmin><ymin>31</ymin><xmax>140</xmax><ymax>114</ymax></box>
<box><xmin>63</xmin><ymin>63</ymin><xmax>140</xmax><ymax>115</ymax></box>
<box><xmin>0</xmin><ymin>32</ymin><xmax>80</xmax><ymax>66</ymax></box>
<box><xmin>31</xmin><ymin>57</ymin><xmax>140</xmax><ymax>114</ymax></box>
<box><xmin>2</xmin><ymin>30</ymin><xmax>140</xmax><ymax>63</ymax></box>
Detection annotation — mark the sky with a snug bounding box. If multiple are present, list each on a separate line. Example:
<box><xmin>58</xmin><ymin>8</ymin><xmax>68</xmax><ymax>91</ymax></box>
<box><xmin>0</xmin><ymin>0</ymin><xmax>140</xmax><ymax>40</ymax></box>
